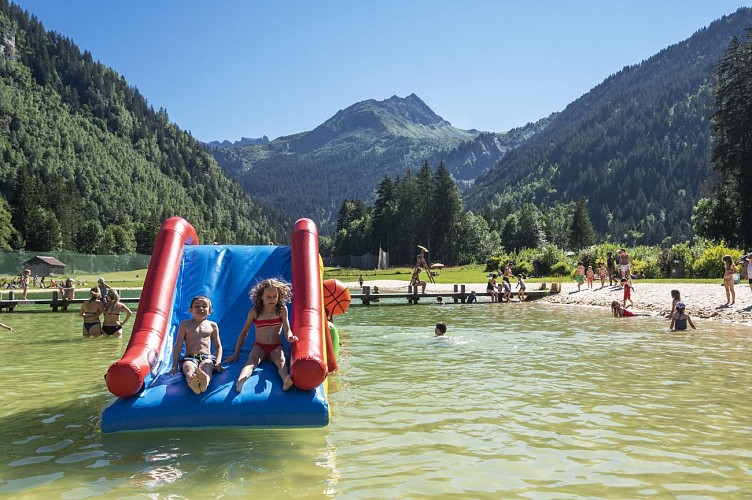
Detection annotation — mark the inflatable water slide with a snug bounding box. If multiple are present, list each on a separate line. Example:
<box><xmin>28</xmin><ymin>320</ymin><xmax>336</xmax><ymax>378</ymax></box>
<box><xmin>101</xmin><ymin>217</ymin><xmax>336</xmax><ymax>433</ymax></box>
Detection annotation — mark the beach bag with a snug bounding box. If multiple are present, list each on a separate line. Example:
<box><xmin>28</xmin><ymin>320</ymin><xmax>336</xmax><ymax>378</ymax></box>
<box><xmin>734</xmin><ymin>273</ymin><xmax>740</xmax><ymax>284</ymax></box>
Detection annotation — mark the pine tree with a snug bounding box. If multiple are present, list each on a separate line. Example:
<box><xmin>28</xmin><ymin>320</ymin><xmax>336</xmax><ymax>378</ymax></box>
<box><xmin>569</xmin><ymin>197</ymin><xmax>596</xmax><ymax>250</ymax></box>
<box><xmin>710</xmin><ymin>29</ymin><xmax>752</xmax><ymax>247</ymax></box>
<box><xmin>430</xmin><ymin>162</ymin><xmax>463</xmax><ymax>263</ymax></box>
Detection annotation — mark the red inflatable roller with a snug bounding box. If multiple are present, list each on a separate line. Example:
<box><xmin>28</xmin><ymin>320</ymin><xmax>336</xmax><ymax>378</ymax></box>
<box><xmin>290</xmin><ymin>218</ymin><xmax>328</xmax><ymax>390</ymax></box>
<box><xmin>106</xmin><ymin>217</ymin><xmax>198</xmax><ymax>397</ymax></box>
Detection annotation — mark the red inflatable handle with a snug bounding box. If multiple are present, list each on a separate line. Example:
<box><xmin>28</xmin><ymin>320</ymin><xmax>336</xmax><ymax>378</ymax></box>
<box><xmin>290</xmin><ymin>218</ymin><xmax>328</xmax><ymax>390</ymax></box>
<box><xmin>105</xmin><ymin>217</ymin><xmax>198</xmax><ymax>397</ymax></box>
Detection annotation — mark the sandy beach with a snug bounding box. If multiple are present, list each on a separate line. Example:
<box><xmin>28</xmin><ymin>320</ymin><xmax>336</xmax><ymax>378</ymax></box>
<box><xmin>350</xmin><ymin>279</ymin><xmax>752</xmax><ymax>325</ymax></box>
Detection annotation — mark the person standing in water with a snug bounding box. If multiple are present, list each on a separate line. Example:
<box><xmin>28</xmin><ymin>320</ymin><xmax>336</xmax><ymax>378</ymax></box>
<box><xmin>79</xmin><ymin>287</ymin><xmax>103</xmax><ymax>337</ymax></box>
<box><xmin>670</xmin><ymin>302</ymin><xmax>696</xmax><ymax>331</ymax></box>
<box><xmin>100</xmin><ymin>289</ymin><xmax>132</xmax><ymax>337</ymax></box>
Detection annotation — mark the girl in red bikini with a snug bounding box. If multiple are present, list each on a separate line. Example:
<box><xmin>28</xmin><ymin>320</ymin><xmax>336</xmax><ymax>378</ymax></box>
<box><xmin>225</xmin><ymin>278</ymin><xmax>298</xmax><ymax>392</ymax></box>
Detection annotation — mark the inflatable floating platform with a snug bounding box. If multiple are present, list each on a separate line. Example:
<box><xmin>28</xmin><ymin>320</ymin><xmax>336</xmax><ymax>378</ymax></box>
<box><xmin>100</xmin><ymin>217</ymin><xmax>336</xmax><ymax>433</ymax></box>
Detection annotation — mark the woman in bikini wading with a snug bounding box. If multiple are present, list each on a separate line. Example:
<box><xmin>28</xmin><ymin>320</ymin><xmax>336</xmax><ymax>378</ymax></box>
<box><xmin>79</xmin><ymin>287</ymin><xmax>103</xmax><ymax>337</ymax></box>
<box><xmin>99</xmin><ymin>289</ymin><xmax>132</xmax><ymax>338</ymax></box>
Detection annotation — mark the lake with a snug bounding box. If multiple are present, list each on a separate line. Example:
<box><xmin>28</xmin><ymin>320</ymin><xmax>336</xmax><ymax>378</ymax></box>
<box><xmin>3</xmin><ymin>302</ymin><xmax>752</xmax><ymax>498</ymax></box>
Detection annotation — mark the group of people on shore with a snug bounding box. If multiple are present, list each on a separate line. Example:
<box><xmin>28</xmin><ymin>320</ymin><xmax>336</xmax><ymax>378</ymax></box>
<box><xmin>486</xmin><ymin>261</ymin><xmax>527</xmax><ymax>302</ymax></box>
<box><xmin>573</xmin><ymin>249</ymin><xmax>639</xmax><ymax>293</ymax></box>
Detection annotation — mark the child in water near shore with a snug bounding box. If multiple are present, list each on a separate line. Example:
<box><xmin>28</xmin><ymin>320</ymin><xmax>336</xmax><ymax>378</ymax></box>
<box><xmin>170</xmin><ymin>295</ymin><xmax>224</xmax><ymax>394</ymax></box>
<box><xmin>669</xmin><ymin>289</ymin><xmax>681</xmax><ymax>319</ymax></box>
<box><xmin>670</xmin><ymin>301</ymin><xmax>696</xmax><ymax>331</ymax></box>
<box><xmin>225</xmin><ymin>278</ymin><xmax>298</xmax><ymax>392</ymax></box>
<box><xmin>611</xmin><ymin>300</ymin><xmax>650</xmax><ymax>317</ymax></box>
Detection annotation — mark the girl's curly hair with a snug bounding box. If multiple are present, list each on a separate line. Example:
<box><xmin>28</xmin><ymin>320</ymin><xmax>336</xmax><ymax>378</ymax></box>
<box><xmin>249</xmin><ymin>278</ymin><xmax>292</xmax><ymax>316</ymax></box>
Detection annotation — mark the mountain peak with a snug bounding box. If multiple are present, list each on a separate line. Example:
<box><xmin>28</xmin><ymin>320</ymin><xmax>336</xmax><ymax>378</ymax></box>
<box><xmin>284</xmin><ymin>94</ymin><xmax>464</xmax><ymax>152</ymax></box>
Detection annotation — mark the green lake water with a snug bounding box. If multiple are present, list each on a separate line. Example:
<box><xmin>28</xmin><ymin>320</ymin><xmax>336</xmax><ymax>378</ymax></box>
<box><xmin>3</xmin><ymin>302</ymin><xmax>752</xmax><ymax>498</ymax></box>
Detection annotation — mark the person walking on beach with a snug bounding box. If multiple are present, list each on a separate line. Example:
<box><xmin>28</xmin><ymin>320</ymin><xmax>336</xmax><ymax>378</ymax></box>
<box><xmin>586</xmin><ymin>265</ymin><xmax>595</xmax><ymax>290</ymax></box>
<box><xmin>575</xmin><ymin>261</ymin><xmax>585</xmax><ymax>292</ymax></box>
<box><xmin>597</xmin><ymin>262</ymin><xmax>607</xmax><ymax>289</ymax></box>
<box><xmin>722</xmin><ymin>255</ymin><xmax>736</xmax><ymax>306</ymax></box>
<box><xmin>606</xmin><ymin>252</ymin><xmax>617</xmax><ymax>286</ymax></box>
<box><xmin>358</xmin><ymin>275</ymin><xmax>364</xmax><ymax>288</ymax></box>
<box><xmin>621</xmin><ymin>277</ymin><xmax>634</xmax><ymax>309</ymax></box>
<box><xmin>746</xmin><ymin>254</ymin><xmax>752</xmax><ymax>293</ymax></box>
<box><xmin>618</xmin><ymin>249</ymin><xmax>631</xmax><ymax>283</ymax></box>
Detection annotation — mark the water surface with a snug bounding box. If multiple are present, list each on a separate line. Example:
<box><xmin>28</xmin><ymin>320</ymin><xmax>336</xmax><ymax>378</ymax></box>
<box><xmin>3</xmin><ymin>302</ymin><xmax>752</xmax><ymax>498</ymax></box>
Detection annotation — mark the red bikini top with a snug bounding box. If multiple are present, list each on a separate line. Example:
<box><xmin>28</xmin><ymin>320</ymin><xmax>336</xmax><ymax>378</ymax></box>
<box><xmin>254</xmin><ymin>316</ymin><xmax>282</xmax><ymax>328</ymax></box>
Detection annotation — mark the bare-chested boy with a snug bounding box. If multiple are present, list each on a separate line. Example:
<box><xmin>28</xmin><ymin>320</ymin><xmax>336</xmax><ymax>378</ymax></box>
<box><xmin>170</xmin><ymin>295</ymin><xmax>224</xmax><ymax>394</ymax></box>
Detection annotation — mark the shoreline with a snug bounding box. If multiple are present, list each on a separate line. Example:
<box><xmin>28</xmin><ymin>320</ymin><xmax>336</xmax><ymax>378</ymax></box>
<box><xmin>348</xmin><ymin>280</ymin><xmax>752</xmax><ymax>325</ymax></box>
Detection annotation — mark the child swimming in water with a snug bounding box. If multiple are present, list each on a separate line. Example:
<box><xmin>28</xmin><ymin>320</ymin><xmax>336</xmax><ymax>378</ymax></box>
<box><xmin>225</xmin><ymin>278</ymin><xmax>299</xmax><ymax>392</ymax></box>
<box><xmin>435</xmin><ymin>322</ymin><xmax>447</xmax><ymax>336</ymax></box>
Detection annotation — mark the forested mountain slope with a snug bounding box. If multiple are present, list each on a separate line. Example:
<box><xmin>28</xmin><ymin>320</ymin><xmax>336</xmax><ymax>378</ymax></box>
<box><xmin>426</xmin><ymin>115</ymin><xmax>556</xmax><ymax>183</ymax></box>
<box><xmin>0</xmin><ymin>1</ymin><xmax>288</xmax><ymax>253</ymax></box>
<box><xmin>468</xmin><ymin>7</ymin><xmax>752</xmax><ymax>245</ymax></box>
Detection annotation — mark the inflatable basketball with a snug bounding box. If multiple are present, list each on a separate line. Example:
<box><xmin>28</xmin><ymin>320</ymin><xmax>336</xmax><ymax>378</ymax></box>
<box><xmin>323</xmin><ymin>278</ymin><xmax>351</xmax><ymax>317</ymax></box>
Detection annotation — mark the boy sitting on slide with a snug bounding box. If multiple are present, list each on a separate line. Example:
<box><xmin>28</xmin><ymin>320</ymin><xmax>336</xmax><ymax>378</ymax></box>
<box><xmin>170</xmin><ymin>295</ymin><xmax>224</xmax><ymax>394</ymax></box>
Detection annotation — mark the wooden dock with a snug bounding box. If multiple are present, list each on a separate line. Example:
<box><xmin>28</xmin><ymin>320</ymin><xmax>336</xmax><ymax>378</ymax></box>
<box><xmin>0</xmin><ymin>290</ymin><xmax>139</xmax><ymax>312</ymax></box>
<box><xmin>0</xmin><ymin>282</ymin><xmax>562</xmax><ymax>311</ymax></box>
<box><xmin>352</xmin><ymin>283</ymin><xmax>559</xmax><ymax>305</ymax></box>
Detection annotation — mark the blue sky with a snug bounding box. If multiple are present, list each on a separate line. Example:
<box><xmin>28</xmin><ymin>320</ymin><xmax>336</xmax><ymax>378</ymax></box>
<box><xmin>13</xmin><ymin>1</ymin><xmax>751</xmax><ymax>142</ymax></box>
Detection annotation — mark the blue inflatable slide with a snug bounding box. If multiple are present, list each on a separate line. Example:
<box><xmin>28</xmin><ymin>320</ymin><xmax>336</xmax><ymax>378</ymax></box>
<box><xmin>101</xmin><ymin>218</ymin><xmax>331</xmax><ymax>433</ymax></box>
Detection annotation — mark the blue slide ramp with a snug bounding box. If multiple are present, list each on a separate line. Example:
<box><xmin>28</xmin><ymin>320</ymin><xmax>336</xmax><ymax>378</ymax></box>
<box><xmin>101</xmin><ymin>245</ymin><xmax>329</xmax><ymax>433</ymax></box>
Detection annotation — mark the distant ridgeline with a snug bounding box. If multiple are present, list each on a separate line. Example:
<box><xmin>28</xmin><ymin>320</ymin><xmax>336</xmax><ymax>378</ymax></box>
<box><xmin>0</xmin><ymin>1</ymin><xmax>290</xmax><ymax>255</ymax></box>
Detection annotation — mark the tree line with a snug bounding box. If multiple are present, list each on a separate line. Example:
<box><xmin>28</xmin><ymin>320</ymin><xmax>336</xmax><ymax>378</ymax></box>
<box><xmin>325</xmin><ymin>161</ymin><xmax>598</xmax><ymax>266</ymax></box>
<box><xmin>693</xmin><ymin>28</ymin><xmax>752</xmax><ymax>249</ymax></box>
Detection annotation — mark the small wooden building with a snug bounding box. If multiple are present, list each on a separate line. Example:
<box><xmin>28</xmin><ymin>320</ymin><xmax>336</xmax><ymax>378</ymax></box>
<box><xmin>23</xmin><ymin>256</ymin><xmax>66</xmax><ymax>277</ymax></box>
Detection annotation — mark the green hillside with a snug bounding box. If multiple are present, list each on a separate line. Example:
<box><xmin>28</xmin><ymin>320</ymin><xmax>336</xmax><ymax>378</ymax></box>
<box><xmin>0</xmin><ymin>1</ymin><xmax>289</xmax><ymax>253</ymax></box>
<box><xmin>468</xmin><ymin>7</ymin><xmax>752</xmax><ymax>245</ymax></box>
